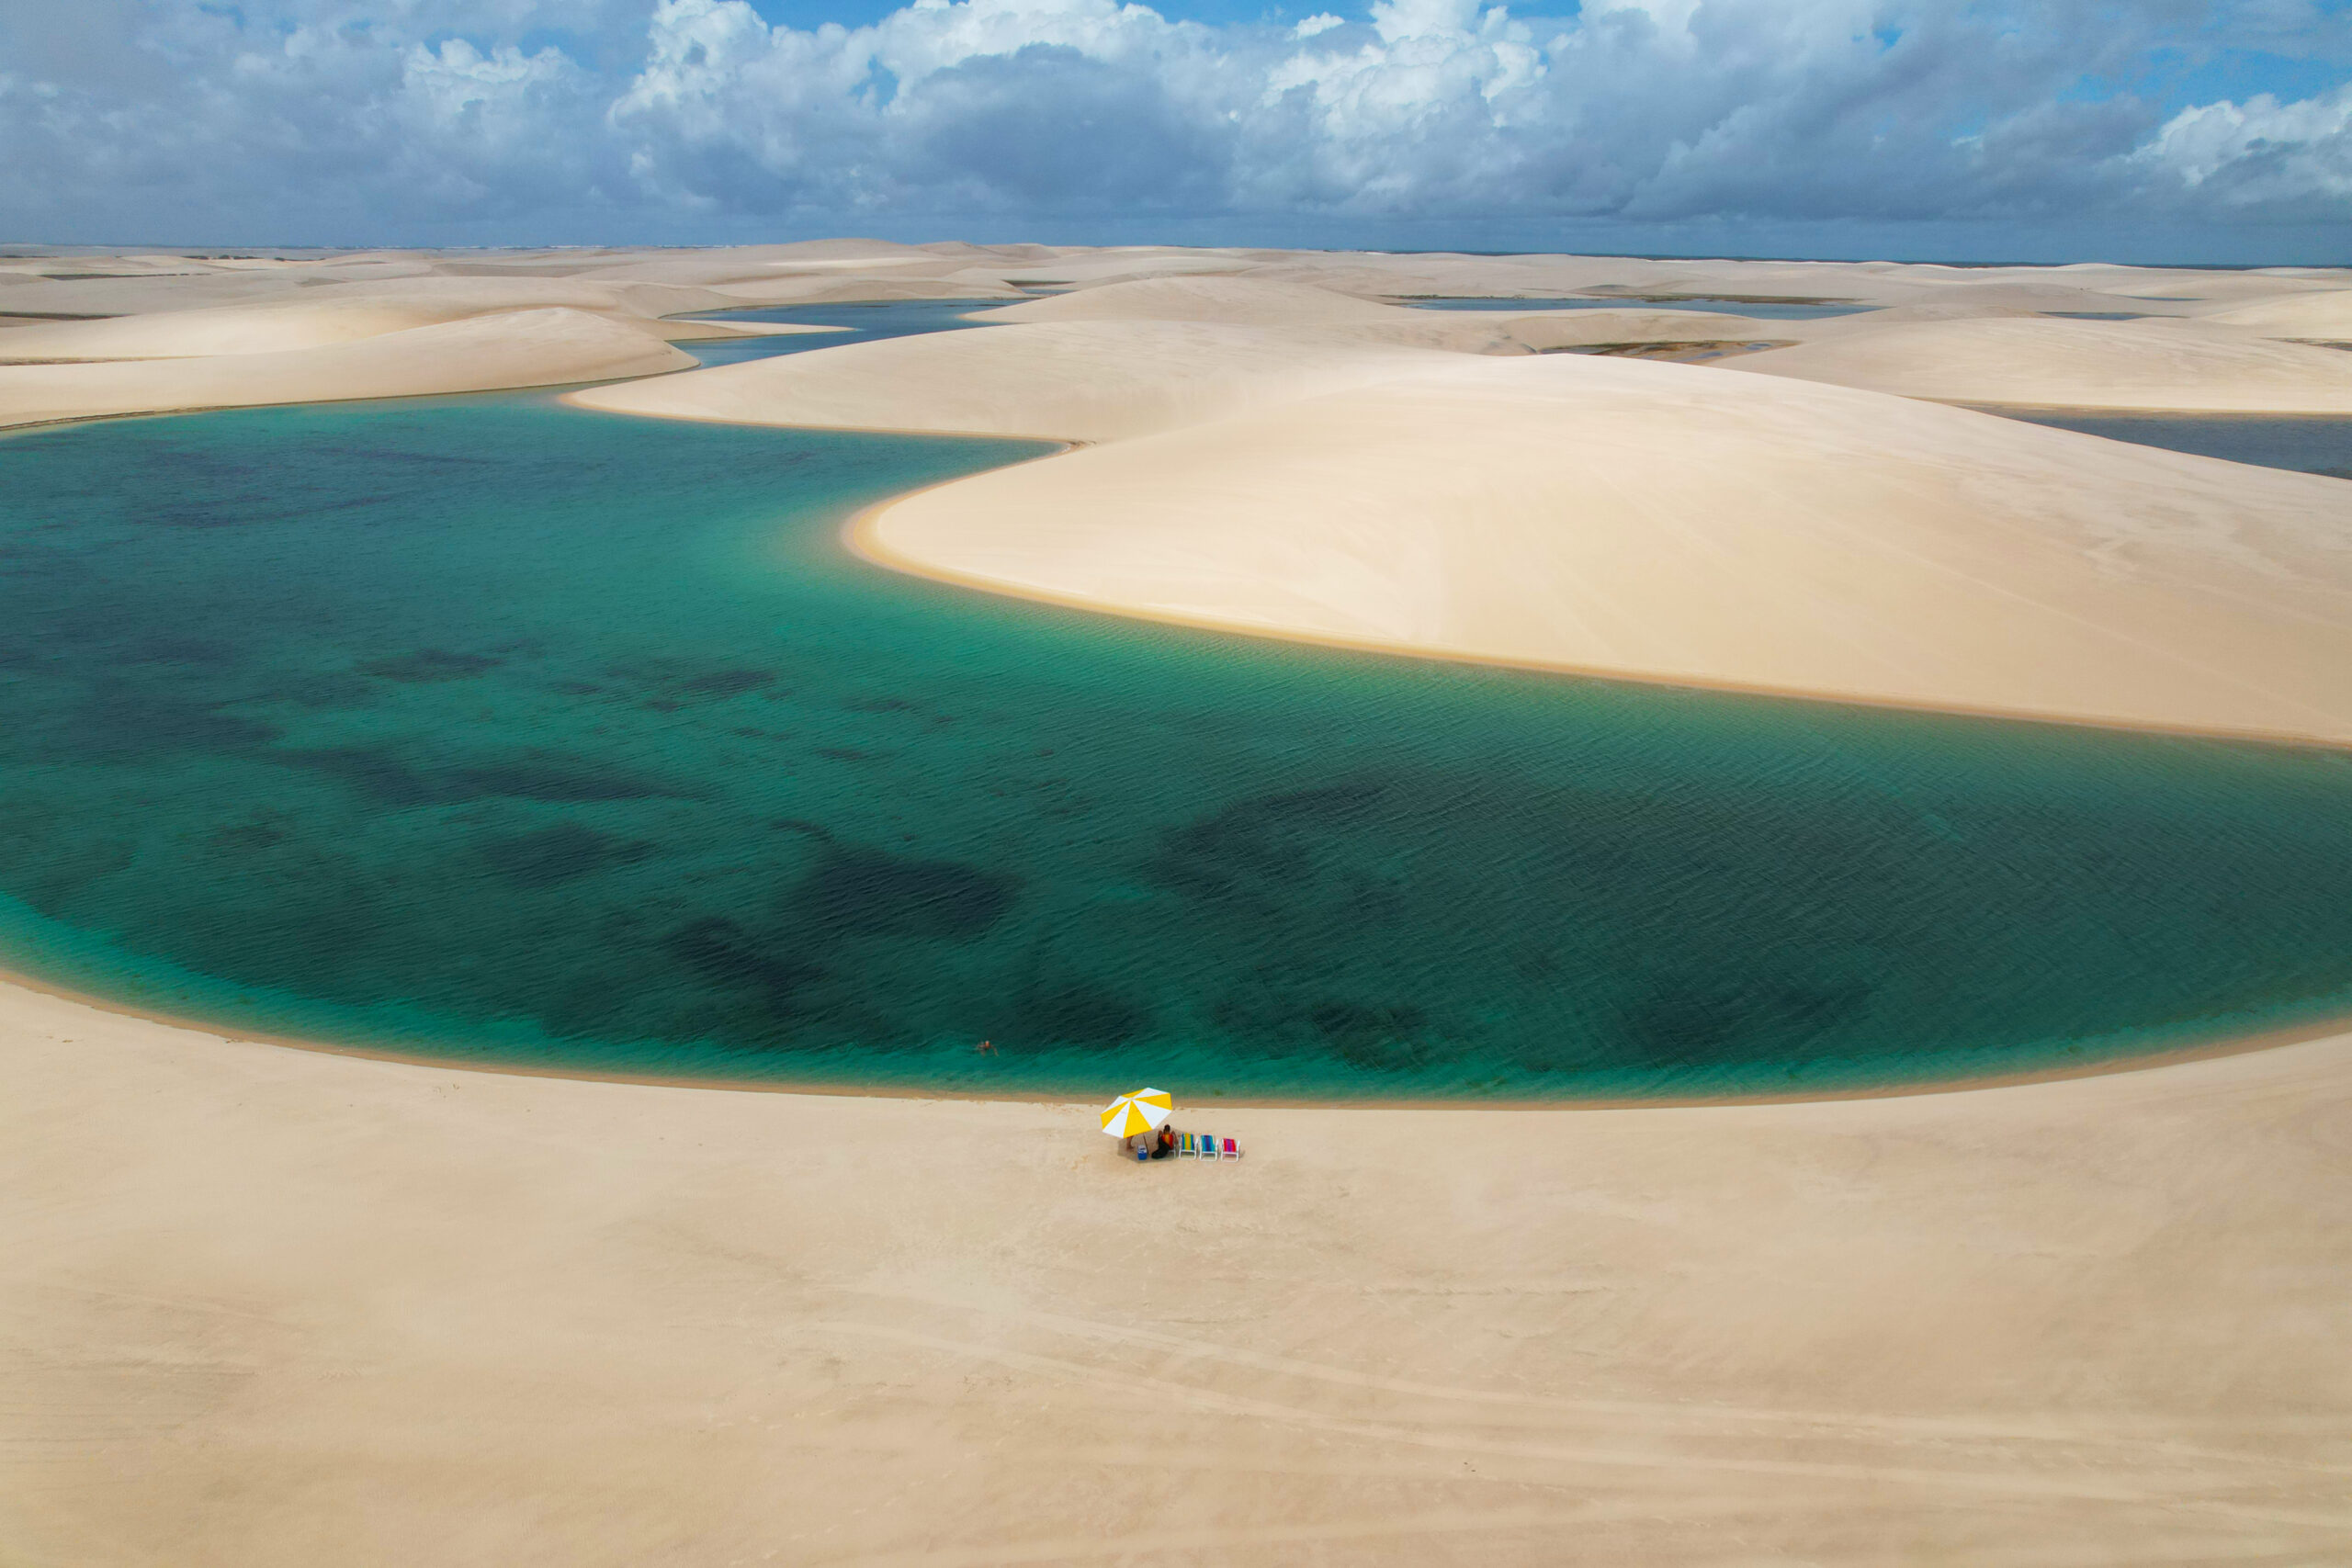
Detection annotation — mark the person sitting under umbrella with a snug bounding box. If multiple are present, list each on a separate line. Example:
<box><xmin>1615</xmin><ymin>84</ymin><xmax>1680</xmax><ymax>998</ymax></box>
<box><xmin>1102</xmin><ymin>1089</ymin><xmax>1175</xmax><ymax>1161</ymax></box>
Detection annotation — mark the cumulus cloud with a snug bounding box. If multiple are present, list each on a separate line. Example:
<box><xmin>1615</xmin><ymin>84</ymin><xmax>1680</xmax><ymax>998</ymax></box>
<box><xmin>2134</xmin><ymin>82</ymin><xmax>2352</xmax><ymax>205</ymax></box>
<box><xmin>0</xmin><ymin>0</ymin><xmax>2345</xmax><ymax>245</ymax></box>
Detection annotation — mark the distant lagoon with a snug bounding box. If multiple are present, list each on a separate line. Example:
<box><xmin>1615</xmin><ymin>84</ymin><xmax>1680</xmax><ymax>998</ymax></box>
<box><xmin>3</xmin><ymin>306</ymin><xmax>2350</xmax><ymax>1098</ymax></box>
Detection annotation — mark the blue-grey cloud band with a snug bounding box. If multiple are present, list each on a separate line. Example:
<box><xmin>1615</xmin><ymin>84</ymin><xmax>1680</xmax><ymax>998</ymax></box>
<box><xmin>0</xmin><ymin>0</ymin><xmax>2346</xmax><ymax>249</ymax></box>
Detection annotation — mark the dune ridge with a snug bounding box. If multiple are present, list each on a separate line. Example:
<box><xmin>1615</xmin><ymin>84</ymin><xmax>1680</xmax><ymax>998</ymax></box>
<box><xmin>859</xmin><ymin>351</ymin><xmax>2352</xmax><ymax>744</ymax></box>
<box><xmin>0</xmin><ymin>308</ymin><xmax>695</xmax><ymax>429</ymax></box>
<box><xmin>1734</xmin><ymin>315</ymin><xmax>2352</xmax><ymax>412</ymax></box>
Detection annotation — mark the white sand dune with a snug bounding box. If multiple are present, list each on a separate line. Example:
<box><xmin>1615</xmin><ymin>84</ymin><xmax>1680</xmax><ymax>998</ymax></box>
<box><xmin>980</xmin><ymin>273</ymin><xmax>1420</xmax><ymax>326</ymax></box>
<box><xmin>865</xmin><ymin>351</ymin><xmax>2352</xmax><ymax>743</ymax></box>
<box><xmin>1497</xmin><ymin>306</ymin><xmax>1807</xmax><ymax>353</ymax></box>
<box><xmin>568</xmin><ymin>318</ymin><xmax>1468</xmax><ymax>441</ymax></box>
<box><xmin>0</xmin><ymin>308</ymin><xmax>693</xmax><ymax>429</ymax></box>
<box><xmin>989</xmin><ymin>248</ymin><xmax>1265</xmax><ymax>288</ymax></box>
<box><xmin>1733</xmin><ymin>315</ymin><xmax>2352</xmax><ymax>412</ymax></box>
<box><xmin>707</xmin><ymin>273</ymin><xmax>1025</xmax><ymax>307</ymax></box>
<box><xmin>2198</xmin><ymin>288</ymin><xmax>2352</xmax><ymax>342</ymax></box>
<box><xmin>0</xmin><ymin>298</ymin><xmax>499</xmax><ymax>360</ymax></box>
<box><xmin>0</xmin><ymin>282</ymin><xmax>819</xmax><ymax>361</ymax></box>
<box><xmin>7</xmin><ymin>981</ymin><xmax>2351</xmax><ymax>1566</ymax></box>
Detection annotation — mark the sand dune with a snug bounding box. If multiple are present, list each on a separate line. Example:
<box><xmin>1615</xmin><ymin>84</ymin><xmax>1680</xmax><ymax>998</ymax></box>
<box><xmin>568</xmin><ymin>318</ymin><xmax>1468</xmax><ymax>441</ymax></box>
<box><xmin>0</xmin><ymin>298</ymin><xmax>494</xmax><ymax>360</ymax></box>
<box><xmin>8</xmin><ymin>980</ymin><xmax>2351</xmax><ymax>1566</ymax></box>
<box><xmin>2199</xmin><ymin>288</ymin><xmax>2352</xmax><ymax>342</ymax></box>
<box><xmin>981</xmin><ymin>273</ymin><xmax>1419</xmax><ymax>326</ymax></box>
<box><xmin>1733</xmin><ymin>315</ymin><xmax>2352</xmax><ymax>412</ymax></box>
<box><xmin>989</xmin><ymin>248</ymin><xmax>1265</xmax><ymax>288</ymax></box>
<box><xmin>1497</xmin><ymin>306</ymin><xmax>1806</xmax><ymax>354</ymax></box>
<box><xmin>0</xmin><ymin>280</ymin><xmax>820</xmax><ymax>361</ymax></box>
<box><xmin>865</xmin><ymin>351</ymin><xmax>2352</xmax><ymax>743</ymax></box>
<box><xmin>0</xmin><ymin>309</ymin><xmax>693</xmax><ymax>429</ymax></box>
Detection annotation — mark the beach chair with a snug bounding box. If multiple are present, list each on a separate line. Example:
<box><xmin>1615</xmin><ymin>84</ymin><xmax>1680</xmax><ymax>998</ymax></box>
<box><xmin>1183</xmin><ymin>1132</ymin><xmax>1204</xmax><ymax>1157</ymax></box>
<box><xmin>1219</xmin><ymin>1136</ymin><xmax>1241</xmax><ymax>1159</ymax></box>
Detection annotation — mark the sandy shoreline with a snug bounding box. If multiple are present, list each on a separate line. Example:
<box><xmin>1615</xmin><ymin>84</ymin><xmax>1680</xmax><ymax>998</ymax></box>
<box><xmin>842</xmin><ymin>494</ymin><xmax>2352</xmax><ymax>754</ymax></box>
<box><xmin>11</xmin><ymin>946</ymin><xmax>2350</xmax><ymax>1112</ymax></box>
<box><xmin>11</xmin><ymin>972</ymin><xmax>2352</xmax><ymax>1564</ymax></box>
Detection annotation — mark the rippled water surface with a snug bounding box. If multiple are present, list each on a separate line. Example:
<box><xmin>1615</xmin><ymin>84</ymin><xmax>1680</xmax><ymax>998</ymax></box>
<box><xmin>4</xmin><ymin>391</ymin><xmax>2351</xmax><ymax>1098</ymax></box>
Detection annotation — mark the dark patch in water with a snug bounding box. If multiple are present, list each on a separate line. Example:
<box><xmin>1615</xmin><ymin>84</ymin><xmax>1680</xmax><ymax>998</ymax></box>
<box><xmin>678</xmin><ymin>670</ymin><xmax>775</xmax><ymax>698</ymax></box>
<box><xmin>791</xmin><ymin>848</ymin><xmax>1016</xmax><ymax>940</ymax></box>
<box><xmin>1212</xmin><ymin>985</ymin><xmax>1430</xmax><ymax>1069</ymax></box>
<box><xmin>142</xmin><ymin>491</ymin><xmax>403</xmax><ymax>529</ymax></box>
<box><xmin>1006</xmin><ymin>979</ymin><xmax>1149</xmax><ymax>1046</ymax></box>
<box><xmin>666</xmin><ymin>916</ymin><xmax>826</xmax><ymax>1014</ymax></box>
<box><xmin>480</xmin><ymin>822</ymin><xmax>653</xmax><ymax>887</ymax></box>
<box><xmin>1612</xmin><ymin>969</ymin><xmax>1876</xmax><ymax>1070</ymax></box>
<box><xmin>62</xmin><ymin>683</ymin><xmax>282</xmax><ymax>761</ymax></box>
<box><xmin>1146</xmin><ymin>781</ymin><xmax>1388</xmax><ymax>899</ymax></box>
<box><xmin>449</xmin><ymin>753</ymin><xmax>691</xmax><ymax>803</ymax></box>
<box><xmin>358</xmin><ymin>649</ymin><xmax>503</xmax><ymax>682</ymax></box>
<box><xmin>129</xmin><ymin>636</ymin><xmax>240</xmax><ymax>667</ymax></box>
<box><xmin>816</xmin><ymin>747</ymin><xmax>882</xmax><ymax>762</ymax></box>
<box><xmin>209</xmin><ymin>818</ymin><xmax>288</xmax><ymax>853</ymax></box>
<box><xmin>254</xmin><ymin>671</ymin><xmax>380</xmax><ymax>710</ymax></box>
<box><xmin>277</xmin><ymin>746</ymin><xmax>448</xmax><ymax>807</ymax></box>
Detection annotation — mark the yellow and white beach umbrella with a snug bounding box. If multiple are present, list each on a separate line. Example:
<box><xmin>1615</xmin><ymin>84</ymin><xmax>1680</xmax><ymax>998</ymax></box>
<box><xmin>1100</xmin><ymin>1088</ymin><xmax>1174</xmax><ymax>1139</ymax></box>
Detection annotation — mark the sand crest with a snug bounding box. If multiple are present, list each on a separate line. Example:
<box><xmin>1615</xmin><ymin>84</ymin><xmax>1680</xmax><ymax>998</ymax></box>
<box><xmin>0</xmin><ymin>308</ymin><xmax>694</xmax><ymax>429</ymax></box>
<box><xmin>568</xmin><ymin>318</ymin><xmax>1469</xmax><ymax>441</ymax></box>
<box><xmin>1733</xmin><ymin>315</ymin><xmax>2352</xmax><ymax>412</ymax></box>
<box><xmin>2197</xmin><ymin>288</ymin><xmax>2352</xmax><ymax>343</ymax></box>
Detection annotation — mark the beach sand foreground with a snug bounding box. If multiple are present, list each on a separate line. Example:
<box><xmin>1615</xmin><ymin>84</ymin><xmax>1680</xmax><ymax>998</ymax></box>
<box><xmin>6</xmin><ymin>978</ymin><xmax>2352</xmax><ymax>1565</ymax></box>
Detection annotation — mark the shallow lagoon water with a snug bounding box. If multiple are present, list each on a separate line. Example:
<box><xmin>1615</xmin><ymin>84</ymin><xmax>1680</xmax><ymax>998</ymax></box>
<box><xmin>1986</xmin><ymin>410</ymin><xmax>2352</xmax><ymax>479</ymax></box>
<box><xmin>4</xmin><ymin>392</ymin><xmax>2352</xmax><ymax>1099</ymax></box>
<box><xmin>680</xmin><ymin>299</ymin><xmax>1000</xmax><ymax>367</ymax></box>
<box><xmin>1406</xmin><ymin>296</ymin><xmax>1874</xmax><ymax>320</ymax></box>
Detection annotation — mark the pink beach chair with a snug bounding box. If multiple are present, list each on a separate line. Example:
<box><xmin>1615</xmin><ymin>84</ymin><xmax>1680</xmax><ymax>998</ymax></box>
<box><xmin>1219</xmin><ymin>1136</ymin><xmax>1242</xmax><ymax>1159</ymax></box>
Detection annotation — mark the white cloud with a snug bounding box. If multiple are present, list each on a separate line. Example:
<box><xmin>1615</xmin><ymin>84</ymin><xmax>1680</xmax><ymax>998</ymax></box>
<box><xmin>0</xmin><ymin>0</ymin><xmax>2346</xmax><ymax>243</ymax></box>
<box><xmin>2135</xmin><ymin>83</ymin><xmax>2352</xmax><ymax>203</ymax></box>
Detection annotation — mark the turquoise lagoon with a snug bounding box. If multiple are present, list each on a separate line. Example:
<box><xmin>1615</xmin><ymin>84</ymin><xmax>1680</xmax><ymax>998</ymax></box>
<box><xmin>4</xmin><ymin>385</ymin><xmax>2352</xmax><ymax>1099</ymax></box>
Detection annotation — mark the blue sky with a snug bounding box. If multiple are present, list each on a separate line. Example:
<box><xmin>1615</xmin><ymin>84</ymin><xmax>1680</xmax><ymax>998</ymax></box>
<box><xmin>2</xmin><ymin>0</ymin><xmax>2347</xmax><ymax>261</ymax></box>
